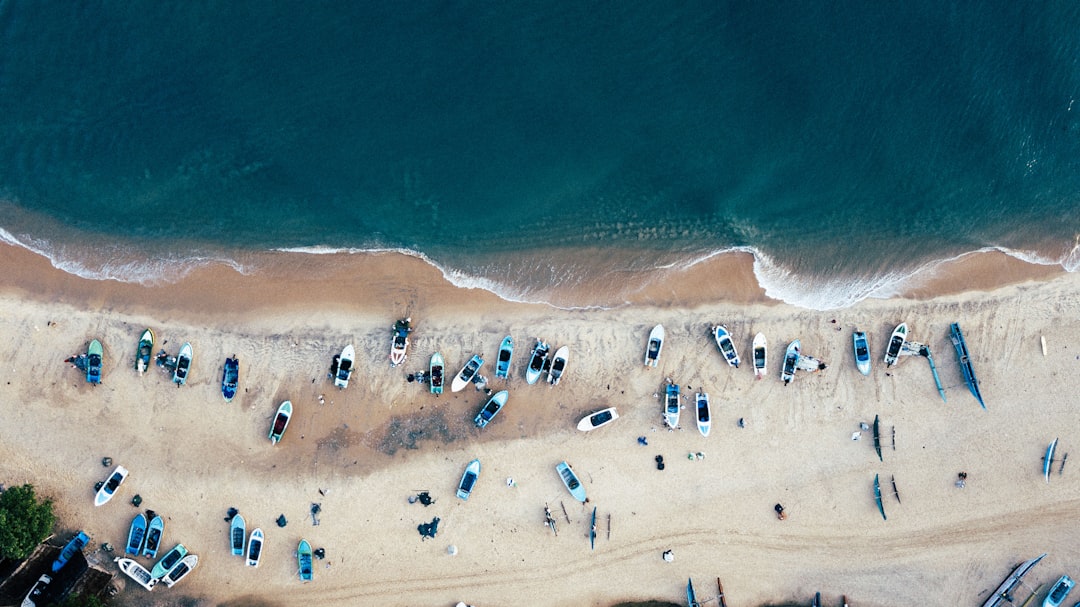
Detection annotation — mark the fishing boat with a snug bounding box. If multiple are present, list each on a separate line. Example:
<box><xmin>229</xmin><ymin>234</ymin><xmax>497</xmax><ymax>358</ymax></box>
<box><xmin>853</xmin><ymin>331</ymin><xmax>871</xmax><ymax>376</ymax></box>
<box><xmin>950</xmin><ymin>322</ymin><xmax>985</xmax><ymax>409</ymax></box>
<box><xmin>173</xmin><ymin>342</ymin><xmax>192</xmax><ymax>385</ymax></box>
<box><xmin>150</xmin><ymin>544</ymin><xmax>187</xmax><ymax>579</ymax></box>
<box><xmin>474</xmin><ymin>390</ymin><xmax>509</xmax><ymax>429</ymax></box>
<box><xmin>268</xmin><ymin>400</ymin><xmax>292</xmax><ymax>445</ymax></box>
<box><xmin>884</xmin><ymin>323</ymin><xmax>907</xmax><ymax>367</ymax></box>
<box><xmin>429</xmin><ymin>352</ymin><xmax>444</xmax><ymax>394</ymax></box>
<box><xmin>781</xmin><ymin>340</ymin><xmax>800</xmax><ymax>385</ymax></box>
<box><xmin>525</xmin><ymin>340</ymin><xmax>550</xmax><ymax>385</ymax></box>
<box><xmin>1044</xmin><ymin>438</ymin><xmax>1058</xmax><ymax>483</ymax></box>
<box><xmin>664</xmin><ymin>382</ymin><xmax>681</xmax><ymax>428</ymax></box>
<box><xmin>53</xmin><ymin>531</ymin><xmax>90</xmax><ymax>572</ymax></box>
<box><xmin>495</xmin><ymin>336</ymin><xmax>514</xmax><ymax>379</ymax></box>
<box><xmin>246</xmin><ymin>528</ymin><xmax>264</xmax><ymax>567</ymax></box>
<box><xmin>577</xmin><ymin>407</ymin><xmax>619</xmax><ymax>431</ymax></box>
<box><xmin>456</xmin><ymin>458</ymin><xmax>481</xmax><ymax>500</ymax></box>
<box><xmin>547</xmin><ymin>345</ymin><xmax>569</xmax><ymax>385</ymax></box>
<box><xmin>125</xmin><ymin>512</ymin><xmax>147</xmax><ymax>556</ymax></box>
<box><xmin>221</xmin><ymin>356</ymin><xmax>239</xmax><ymax>401</ymax></box>
<box><xmin>21</xmin><ymin>573</ymin><xmax>51</xmax><ymax>607</ymax></box>
<box><xmin>162</xmin><ymin>554</ymin><xmax>198</xmax><ymax>588</ymax></box>
<box><xmin>556</xmin><ymin>461</ymin><xmax>587</xmax><ymax>502</ymax></box>
<box><xmin>230</xmin><ymin>514</ymin><xmax>246</xmax><ymax>556</ymax></box>
<box><xmin>115</xmin><ymin>557</ymin><xmax>157</xmax><ymax>591</ymax></box>
<box><xmin>752</xmin><ymin>332</ymin><xmax>767</xmax><ymax>379</ymax></box>
<box><xmin>712</xmin><ymin>325</ymin><xmax>740</xmax><ymax>368</ymax></box>
<box><xmin>451</xmin><ymin>354</ymin><xmax>484</xmax><ymax>392</ymax></box>
<box><xmin>143</xmin><ymin>515</ymin><xmax>164</xmax><ymax>559</ymax></box>
<box><xmin>696</xmin><ymin>392</ymin><xmax>711</xmax><ymax>437</ymax></box>
<box><xmin>979</xmin><ymin>553</ymin><xmax>1046</xmax><ymax>607</ymax></box>
<box><xmin>334</xmin><ymin>344</ymin><xmax>354</xmax><ymax>389</ymax></box>
<box><xmin>389</xmin><ymin>317</ymin><xmax>411</xmax><ymax>366</ymax></box>
<box><xmin>298</xmin><ymin>539</ymin><xmax>313</xmax><ymax>581</ymax></box>
<box><xmin>874</xmin><ymin>473</ymin><xmax>886</xmax><ymax>521</ymax></box>
<box><xmin>136</xmin><ymin>329</ymin><xmax>154</xmax><ymax>375</ymax></box>
<box><xmin>1044</xmin><ymin>575</ymin><xmax>1074</xmax><ymax>607</ymax></box>
<box><xmin>94</xmin><ymin>465</ymin><xmax>129</xmax><ymax>507</ymax></box>
<box><xmin>86</xmin><ymin>339</ymin><xmax>103</xmax><ymax>384</ymax></box>
<box><xmin>644</xmin><ymin>325</ymin><xmax>664</xmax><ymax>367</ymax></box>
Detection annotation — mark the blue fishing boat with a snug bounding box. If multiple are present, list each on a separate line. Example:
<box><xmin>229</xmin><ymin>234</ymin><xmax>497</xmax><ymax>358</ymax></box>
<box><xmin>949</xmin><ymin>322</ymin><xmax>985</xmax><ymax>409</ymax></box>
<box><xmin>473</xmin><ymin>390</ymin><xmax>509</xmax><ymax>429</ymax></box>
<box><xmin>86</xmin><ymin>339</ymin><xmax>103</xmax><ymax>384</ymax></box>
<box><xmin>298</xmin><ymin>539</ymin><xmax>313</xmax><ymax>581</ymax></box>
<box><xmin>852</xmin><ymin>331</ymin><xmax>871</xmax><ymax>376</ymax></box>
<box><xmin>664</xmin><ymin>382</ymin><xmax>680</xmax><ymax>428</ymax></box>
<box><xmin>53</xmin><ymin>531</ymin><xmax>90</xmax><ymax>572</ymax></box>
<box><xmin>125</xmin><ymin>513</ymin><xmax>147</xmax><ymax>556</ymax></box>
<box><xmin>221</xmin><ymin>356</ymin><xmax>239</xmax><ymax>402</ymax></box>
<box><xmin>495</xmin><ymin>336</ymin><xmax>514</xmax><ymax>379</ymax></box>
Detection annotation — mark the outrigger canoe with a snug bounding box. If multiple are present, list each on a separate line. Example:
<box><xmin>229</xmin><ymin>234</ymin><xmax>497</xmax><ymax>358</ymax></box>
<box><xmin>136</xmin><ymin>329</ymin><xmax>154</xmax><ymax>375</ymax></box>
<box><xmin>781</xmin><ymin>340</ymin><xmax>800</xmax><ymax>385</ymax></box>
<box><xmin>874</xmin><ymin>474</ymin><xmax>886</xmax><ymax>521</ymax></box>
<box><xmin>547</xmin><ymin>345</ymin><xmax>569</xmax><ymax>385</ymax></box>
<box><xmin>495</xmin><ymin>336</ymin><xmax>513</xmax><ymax>379</ymax></box>
<box><xmin>173</xmin><ymin>342</ymin><xmax>192</xmax><ymax>385</ymax></box>
<box><xmin>1045</xmin><ymin>438</ymin><xmax>1058</xmax><ymax>483</ymax></box>
<box><xmin>712</xmin><ymin>325</ymin><xmax>740</xmax><ymax>368</ymax></box>
<box><xmin>556</xmin><ymin>461</ymin><xmax>587</xmax><ymax>502</ymax></box>
<box><xmin>221</xmin><ymin>356</ymin><xmax>239</xmax><ymax>401</ymax></box>
<box><xmin>884</xmin><ymin>323</ymin><xmax>907</xmax><ymax>367</ymax></box>
<box><xmin>429</xmin><ymin>352</ymin><xmax>444</xmax><ymax>395</ymax></box>
<box><xmin>950</xmin><ymin>322</ymin><xmax>985</xmax><ymax>409</ymax></box>
<box><xmin>456</xmin><ymin>458</ymin><xmax>481</xmax><ymax>500</ymax></box>
<box><xmin>525</xmin><ymin>340</ymin><xmax>550</xmax><ymax>385</ymax></box>
<box><xmin>451</xmin><ymin>354</ymin><xmax>484</xmax><ymax>393</ymax></box>
<box><xmin>334</xmin><ymin>345</ymin><xmax>354</xmax><ymax>389</ymax></box>
<box><xmin>86</xmin><ymin>339</ymin><xmax>103</xmax><ymax>384</ymax></box>
<box><xmin>644</xmin><ymin>325</ymin><xmax>664</xmax><ymax>367</ymax></box>
<box><xmin>752</xmin><ymin>332</ymin><xmax>767</xmax><ymax>379</ymax></box>
<box><xmin>696</xmin><ymin>392</ymin><xmax>711</xmax><ymax>437</ymax></box>
<box><xmin>389</xmin><ymin>318</ymin><xmax>411</xmax><ymax>367</ymax></box>
<box><xmin>473</xmin><ymin>390</ymin><xmax>509</xmax><ymax>429</ymax></box>
<box><xmin>268</xmin><ymin>401</ymin><xmax>292</xmax><ymax>445</ymax></box>
<box><xmin>577</xmin><ymin>407</ymin><xmax>619</xmax><ymax>431</ymax></box>
<box><xmin>664</xmin><ymin>382</ymin><xmax>681</xmax><ymax>428</ymax></box>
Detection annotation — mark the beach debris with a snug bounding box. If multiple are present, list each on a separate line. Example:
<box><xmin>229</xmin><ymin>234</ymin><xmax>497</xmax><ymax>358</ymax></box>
<box><xmin>506</xmin><ymin>477</ymin><xmax>515</xmax><ymax>488</ymax></box>
<box><xmin>738</xmin><ymin>418</ymin><xmax>745</xmax><ymax>428</ymax></box>
<box><xmin>101</xmin><ymin>543</ymin><xmax>114</xmax><ymax>553</ymax></box>
<box><xmin>328</xmin><ymin>354</ymin><xmax>340</xmax><ymax>380</ymax></box>
<box><xmin>313</xmin><ymin>547</ymin><xmax>326</xmax><ymax>560</ymax></box>
<box><xmin>130</xmin><ymin>494</ymin><xmax>142</xmax><ymax>507</ymax></box>
<box><xmin>560</xmin><ymin>501</ymin><xmax>571</xmax><ymax>524</ymax></box>
<box><xmin>851</xmin><ymin>432</ymin><xmax>861</xmax><ymax>441</ymax></box>
<box><xmin>472</xmin><ymin>373</ymin><xmax>488</xmax><ymax>391</ymax></box>
<box><xmin>637</xmin><ymin>436</ymin><xmax>648</xmax><ymax>446</ymax></box>
<box><xmin>662</xmin><ymin>549</ymin><xmax>674</xmax><ymax>562</ymax></box>
<box><xmin>415</xmin><ymin>491</ymin><xmax>435</xmax><ymax>506</ymax></box>
<box><xmin>775</xmin><ymin>503</ymin><xmax>787</xmax><ymax>520</ymax></box>
<box><xmin>225</xmin><ymin>507</ymin><xmax>239</xmax><ymax>522</ymax></box>
<box><xmin>655</xmin><ymin>455</ymin><xmax>665</xmax><ymax>471</ymax></box>
<box><xmin>417</xmin><ymin>516</ymin><xmax>440</xmax><ymax>540</ymax></box>
<box><xmin>94</xmin><ymin>481</ymin><xmax>104</xmax><ymax>491</ymax></box>
<box><xmin>276</xmin><ymin>514</ymin><xmax>287</xmax><ymax>528</ymax></box>
<box><xmin>447</xmin><ymin>545</ymin><xmax>458</xmax><ymax>556</ymax></box>
<box><xmin>955</xmin><ymin>471</ymin><xmax>967</xmax><ymax>489</ymax></box>
<box><xmin>101</xmin><ymin>457</ymin><xmax>112</xmax><ymax>467</ymax></box>
<box><xmin>66</xmin><ymin>354</ymin><xmax>88</xmax><ymax>371</ymax></box>
<box><xmin>310</xmin><ymin>503</ymin><xmax>321</xmax><ymax>526</ymax></box>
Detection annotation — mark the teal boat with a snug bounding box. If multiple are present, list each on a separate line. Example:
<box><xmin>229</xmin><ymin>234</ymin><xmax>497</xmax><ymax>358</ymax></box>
<box><xmin>230</xmin><ymin>514</ymin><xmax>246</xmax><ymax>556</ymax></box>
<box><xmin>873</xmin><ymin>474</ymin><xmax>886</xmax><ymax>521</ymax></box>
<box><xmin>853</xmin><ymin>330</ymin><xmax>871</xmax><ymax>376</ymax></box>
<box><xmin>136</xmin><ymin>329</ymin><xmax>154</xmax><ymax>375</ymax></box>
<box><xmin>221</xmin><ymin>356</ymin><xmax>239</xmax><ymax>401</ymax></box>
<box><xmin>86</xmin><ymin>339</ymin><xmax>103</xmax><ymax>384</ymax></box>
<box><xmin>269</xmin><ymin>400</ymin><xmax>292</xmax><ymax>445</ymax></box>
<box><xmin>949</xmin><ymin>322</ymin><xmax>985</xmax><ymax>409</ymax></box>
<box><xmin>473</xmin><ymin>390</ymin><xmax>509</xmax><ymax>429</ymax></box>
<box><xmin>298</xmin><ymin>539</ymin><xmax>313</xmax><ymax>581</ymax></box>
<box><xmin>687</xmin><ymin>578</ymin><xmax>700</xmax><ymax>607</ymax></box>
<box><xmin>143</xmin><ymin>515</ymin><xmax>164</xmax><ymax>559</ymax></box>
<box><xmin>495</xmin><ymin>335</ymin><xmax>514</xmax><ymax>379</ymax></box>
<box><xmin>53</xmin><ymin>531</ymin><xmax>89</xmax><ymax>572</ymax></box>
<box><xmin>429</xmin><ymin>352</ymin><xmax>444</xmax><ymax>395</ymax></box>
<box><xmin>556</xmin><ymin>461</ymin><xmax>587</xmax><ymax>503</ymax></box>
<box><xmin>456</xmin><ymin>459</ymin><xmax>481</xmax><ymax>500</ymax></box>
<box><xmin>151</xmin><ymin>544</ymin><xmax>188</xmax><ymax>579</ymax></box>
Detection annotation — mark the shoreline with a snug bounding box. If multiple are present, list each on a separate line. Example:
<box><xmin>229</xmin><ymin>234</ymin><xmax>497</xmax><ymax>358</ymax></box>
<box><xmin>1</xmin><ymin>244</ymin><xmax>1079</xmax><ymax>606</ymax></box>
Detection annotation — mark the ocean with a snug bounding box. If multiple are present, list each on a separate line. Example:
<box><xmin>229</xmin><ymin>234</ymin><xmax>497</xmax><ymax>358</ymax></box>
<box><xmin>1</xmin><ymin>1</ymin><xmax>1078</xmax><ymax>309</ymax></box>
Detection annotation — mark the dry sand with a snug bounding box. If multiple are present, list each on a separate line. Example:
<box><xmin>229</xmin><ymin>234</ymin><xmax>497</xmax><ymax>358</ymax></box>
<box><xmin>2</xmin><ymin>243</ymin><xmax>1079</xmax><ymax>607</ymax></box>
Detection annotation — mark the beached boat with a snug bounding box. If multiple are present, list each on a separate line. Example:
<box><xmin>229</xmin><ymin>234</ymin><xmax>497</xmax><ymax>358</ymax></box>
<box><xmin>884</xmin><ymin>323</ymin><xmax>907</xmax><ymax>367</ymax></box>
<box><xmin>645</xmin><ymin>325</ymin><xmax>664</xmax><ymax>367</ymax></box>
<box><xmin>713</xmin><ymin>325</ymin><xmax>740</xmax><ymax>368</ymax></box>
<box><xmin>173</xmin><ymin>342</ymin><xmax>192</xmax><ymax>385</ymax></box>
<box><xmin>162</xmin><ymin>554</ymin><xmax>198</xmax><ymax>588</ymax></box>
<box><xmin>873</xmin><ymin>415</ymin><xmax>882</xmax><ymax>462</ymax></box>
<box><xmin>474</xmin><ymin>390</ymin><xmax>509</xmax><ymax>429</ymax></box>
<box><xmin>950</xmin><ymin>322</ymin><xmax>986</xmax><ymax>409</ymax></box>
<box><xmin>21</xmin><ymin>573</ymin><xmax>51</xmax><ymax>607</ymax></box>
<box><xmin>334</xmin><ymin>344</ymin><xmax>354</xmax><ymax>389</ymax></box>
<box><xmin>687</xmin><ymin>577</ymin><xmax>700</xmax><ymax>607</ymax></box>
<box><xmin>231</xmin><ymin>514</ymin><xmax>246</xmax><ymax>556</ymax></box>
<box><xmin>221</xmin><ymin>356</ymin><xmax>239</xmax><ymax>401</ymax></box>
<box><xmin>246</xmin><ymin>528</ymin><xmax>264</xmax><ymax>567</ymax></box>
<box><xmin>664</xmin><ymin>382</ymin><xmax>681</xmax><ymax>428</ymax></box>
<box><xmin>136</xmin><ymin>329</ymin><xmax>154</xmax><ymax>375</ymax></box>
<box><xmin>429</xmin><ymin>352</ymin><xmax>444</xmax><ymax>394</ymax></box>
<box><xmin>125</xmin><ymin>512</ymin><xmax>147</xmax><ymax>556</ymax></box>
<box><xmin>298</xmin><ymin>539</ymin><xmax>313</xmax><ymax>581</ymax></box>
<box><xmin>495</xmin><ymin>336</ymin><xmax>513</xmax><ymax>379</ymax></box>
<box><xmin>547</xmin><ymin>345</ymin><xmax>569</xmax><ymax>385</ymax></box>
<box><xmin>1044</xmin><ymin>438</ymin><xmax>1058</xmax><ymax>483</ymax></box>
<box><xmin>853</xmin><ymin>331</ymin><xmax>871</xmax><ymax>376</ymax></box>
<box><xmin>53</xmin><ymin>531</ymin><xmax>89</xmax><ymax>572</ymax></box>
<box><xmin>143</xmin><ymin>515</ymin><xmax>164</xmax><ymax>559</ymax></box>
<box><xmin>696</xmin><ymin>392</ymin><xmax>711</xmax><ymax>437</ymax></box>
<box><xmin>150</xmin><ymin>543</ymin><xmax>187</xmax><ymax>579</ymax></box>
<box><xmin>389</xmin><ymin>317</ymin><xmax>411</xmax><ymax>366</ymax></box>
<box><xmin>86</xmin><ymin>339</ymin><xmax>103</xmax><ymax>384</ymax></box>
<box><xmin>752</xmin><ymin>332</ymin><xmax>767</xmax><ymax>379</ymax></box>
<box><xmin>525</xmin><ymin>339</ymin><xmax>550</xmax><ymax>385</ymax></box>
<box><xmin>874</xmin><ymin>473</ymin><xmax>886</xmax><ymax>521</ymax></box>
<box><xmin>781</xmin><ymin>340</ymin><xmax>800</xmax><ymax>385</ymax></box>
<box><xmin>451</xmin><ymin>354</ymin><xmax>484</xmax><ymax>392</ymax></box>
<box><xmin>268</xmin><ymin>400</ymin><xmax>292</xmax><ymax>444</ymax></box>
<box><xmin>94</xmin><ymin>465</ymin><xmax>128</xmax><ymax>507</ymax></box>
<box><xmin>980</xmin><ymin>553</ymin><xmax>1046</xmax><ymax>607</ymax></box>
<box><xmin>577</xmin><ymin>407</ymin><xmax>619</xmax><ymax>431</ymax></box>
<box><xmin>1044</xmin><ymin>575</ymin><xmax>1074</xmax><ymax>607</ymax></box>
<box><xmin>456</xmin><ymin>458</ymin><xmax>481</xmax><ymax>500</ymax></box>
<box><xmin>556</xmin><ymin>461</ymin><xmax>587</xmax><ymax>502</ymax></box>
<box><xmin>115</xmin><ymin>557</ymin><xmax>157</xmax><ymax>591</ymax></box>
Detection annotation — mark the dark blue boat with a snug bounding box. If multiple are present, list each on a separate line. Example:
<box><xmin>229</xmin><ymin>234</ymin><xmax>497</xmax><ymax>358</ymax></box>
<box><xmin>221</xmin><ymin>357</ymin><xmax>239</xmax><ymax>402</ymax></box>
<box><xmin>949</xmin><ymin>322</ymin><xmax>985</xmax><ymax>409</ymax></box>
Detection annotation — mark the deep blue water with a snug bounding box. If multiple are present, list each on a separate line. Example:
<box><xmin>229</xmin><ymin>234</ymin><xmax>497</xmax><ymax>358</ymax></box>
<box><xmin>0</xmin><ymin>2</ymin><xmax>1078</xmax><ymax>307</ymax></box>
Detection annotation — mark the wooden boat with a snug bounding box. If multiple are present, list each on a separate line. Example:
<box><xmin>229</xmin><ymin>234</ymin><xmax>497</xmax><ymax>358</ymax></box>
<box><xmin>980</xmin><ymin>553</ymin><xmax>1046</xmax><ymax>607</ymax></box>
<box><xmin>53</xmin><ymin>531</ymin><xmax>89</xmax><ymax>572</ymax></box>
<box><xmin>268</xmin><ymin>400</ymin><xmax>292</xmax><ymax>444</ymax></box>
<box><xmin>173</xmin><ymin>342</ymin><xmax>192</xmax><ymax>385</ymax></box>
<box><xmin>473</xmin><ymin>390</ymin><xmax>509</xmax><ymax>429</ymax></box>
<box><xmin>950</xmin><ymin>322</ymin><xmax>986</xmax><ymax>409</ymax></box>
<box><xmin>556</xmin><ymin>461</ymin><xmax>587</xmax><ymax>502</ymax></box>
<box><xmin>429</xmin><ymin>352</ymin><xmax>444</xmax><ymax>394</ymax></box>
<box><xmin>143</xmin><ymin>515</ymin><xmax>164</xmax><ymax>559</ymax></box>
<box><xmin>21</xmin><ymin>573</ymin><xmax>51</xmax><ymax>607</ymax></box>
<box><xmin>525</xmin><ymin>340</ymin><xmax>550</xmax><ymax>385</ymax></box>
<box><xmin>389</xmin><ymin>317</ymin><xmax>411</xmax><ymax>367</ymax></box>
<box><xmin>874</xmin><ymin>473</ymin><xmax>886</xmax><ymax>521</ymax></box>
<box><xmin>884</xmin><ymin>323</ymin><xmax>907</xmax><ymax>367</ymax></box>
<box><xmin>246</xmin><ymin>528</ymin><xmax>264</xmax><ymax>567</ymax></box>
<box><xmin>752</xmin><ymin>332</ymin><xmax>767</xmax><ymax>379</ymax></box>
<box><xmin>115</xmin><ymin>557</ymin><xmax>157</xmax><ymax>591</ymax></box>
<box><xmin>298</xmin><ymin>539</ymin><xmax>313</xmax><ymax>581</ymax></box>
<box><xmin>853</xmin><ymin>330</ymin><xmax>871</xmax><ymax>376</ymax></box>
<box><xmin>712</xmin><ymin>325</ymin><xmax>740</xmax><ymax>368</ymax></box>
<box><xmin>94</xmin><ymin>465</ymin><xmax>128</xmax><ymax>507</ymax></box>
<box><xmin>334</xmin><ymin>344</ymin><xmax>354</xmax><ymax>389</ymax></box>
<box><xmin>644</xmin><ymin>325</ymin><xmax>664</xmax><ymax>367</ymax></box>
<box><xmin>136</xmin><ymin>329</ymin><xmax>154</xmax><ymax>375</ymax></box>
<box><xmin>86</xmin><ymin>339</ymin><xmax>103</xmax><ymax>384</ymax></box>
<box><xmin>589</xmin><ymin>506</ymin><xmax>597</xmax><ymax>551</ymax></box>
<box><xmin>231</xmin><ymin>514</ymin><xmax>246</xmax><ymax>556</ymax></box>
<box><xmin>696</xmin><ymin>392</ymin><xmax>711</xmax><ymax>437</ymax></box>
<box><xmin>150</xmin><ymin>543</ymin><xmax>187</xmax><ymax>579</ymax></box>
<box><xmin>162</xmin><ymin>554</ymin><xmax>198</xmax><ymax>588</ymax></box>
<box><xmin>456</xmin><ymin>458</ymin><xmax>481</xmax><ymax>500</ymax></box>
<box><xmin>125</xmin><ymin>512</ymin><xmax>147</xmax><ymax>556</ymax></box>
<box><xmin>221</xmin><ymin>356</ymin><xmax>239</xmax><ymax>401</ymax></box>
<box><xmin>577</xmin><ymin>407</ymin><xmax>619</xmax><ymax>431</ymax></box>
<box><xmin>781</xmin><ymin>340</ymin><xmax>800</xmax><ymax>385</ymax></box>
<box><xmin>547</xmin><ymin>345</ymin><xmax>569</xmax><ymax>385</ymax></box>
<box><xmin>1044</xmin><ymin>438</ymin><xmax>1058</xmax><ymax>483</ymax></box>
<box><xmin>1044</xmin><ymin>575</ymin><xmax>1074</xmax><ymax>607</ymax></box>
<box><xmin>495</xmin><ymin>336</ymin><xmax>514</xmax><ymax>379</ymax></box>
<box><xmin>664</xmin><ymin>382</ymin><xmax>681</xmax><ymax>428</ymax></box>
<box><xmin>451</xmin><ymin>354</ymin><xmax>484</xmax><ymax>393</ymax></box>
<box><xmin>687</xmin><ymin>577</ymin><xmax>700</xmax><ymax>607</ymax></box>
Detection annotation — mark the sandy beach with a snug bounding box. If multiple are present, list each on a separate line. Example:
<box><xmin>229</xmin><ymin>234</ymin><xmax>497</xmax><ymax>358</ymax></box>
<box><xmin>2</xmin><ymin>241</ymin><xmax>1080</xmax><ymax>607</ymax></box>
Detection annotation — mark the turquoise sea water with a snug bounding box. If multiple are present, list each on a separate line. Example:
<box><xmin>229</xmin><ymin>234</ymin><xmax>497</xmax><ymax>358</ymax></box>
<box><xmin>0</xmin><ymin>2</ymin><xmax>1078</xmax><ymax>308</ymax></box>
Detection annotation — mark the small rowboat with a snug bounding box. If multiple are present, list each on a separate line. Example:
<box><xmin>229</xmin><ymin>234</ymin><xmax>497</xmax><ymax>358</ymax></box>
<box><xmin>853</xmin><ymin>331</ymin><xmax>871</xmax><ymax>376</ymax></box>
<box><xmin>556</xmin><ymin>461</ymin><xmax>587</xmax><ymax>502</ymax></box>
<box><xmin>143</xmin><ymin>515</ymin><xmax>164</xmax><ymax>559</ymax></box>
<box><xmin>125</xmin><ymin>513</ymin><xmax>147</xmax><ymax>556</ymax></box>
<box><xmin>53</xmin><ymin>531</ymin><xmax>90</xmax><ymax>572</ymax></box>
<box><xmin>230</xmin><ymin>514</ymin><xmax>246</xmax><ymax>556</ymax></box>
<box><xmin>664</xmin><ymin>382</ymin><xmax>680</xmax><ymax>428</ymax></box>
